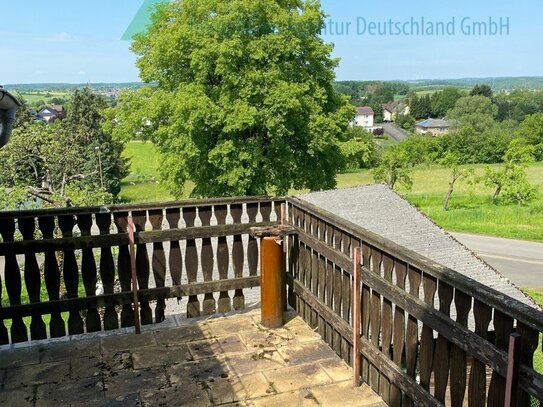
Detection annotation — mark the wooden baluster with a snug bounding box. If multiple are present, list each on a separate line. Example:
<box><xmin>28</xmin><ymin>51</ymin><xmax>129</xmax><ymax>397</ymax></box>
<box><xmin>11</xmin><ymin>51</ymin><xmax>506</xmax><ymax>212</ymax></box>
<box><xmin>212</xmin><ymin>205</ymin><xmax>230</xmax><ymax>312</ymax></box>
<box><xmin>0</xmin><ymin>268</ymin><xmax>7</xmax><ymax>344</ymax></box>
<box><xmin>132</xmin><ymin>211</ymin><xmax>152</xmax><ymax>324</ymax></box>
<box><xmin>0</xmin><ymin>242</ymin><xmax>7</xmax><ymax>343</ymax></box>
<box><xmin>468</xmin><ymin>300</ymin><xmax>492</xmax><ymax>407</ymax></box>
<box><xmin>361</xmin><ymin>244</ymin><xmax>372</xmax><ymax>384</ymax></box>
<box><xmin>369</xmin><ymin>247</ymin><xmax>383</xmax><ymax>393</ymax></box>
<box><xmin>184</xmin><ymin>207</ymin><xmax>200</xmax><ymax>318</ymax></box>
<box><xmin>287</xmin><ymin>204</ymin><xmax>299</xmax><ymax>311</ymax></box>
<box><xmin>95</xmin><ymin>213</ymin><xmax>119</xmax><ymax>330</ymax></box>
<box><xmin>310</xmin><ymin>216</ymin><xmax>319</xmax><ymax>332</ymax></box>
<box><xmin>149</xmin><ymin>209</ymin><xmax>167</xmax><ymax>323</ymax></box>
<box><xmin>420</xmin><ymin>273</ymin><xmax>437</xmax><ymax>391</ymax></box>
<box><xmin>380</xmin><ymin>253</ymin><xmax>394</xmax><ymax>404</ymax></box>
<box><xmin>516</xmin><ymin>322</ymin><xmax>540</xmax><ymax>407</ymax></box>
<box><xmin>341</xmin><ymin>232</ymin><xmax>352</xmax><ymax>364</ymax></box>
<box><xmin>433</xmin><ymin>281</ymin><xmax>454</xmax><ymax>403</ymax></box>
<box><xmin>302</xmin><ymin>212</ymin><xmax>312</xmax><ymax>323</ymax></box>
<box><xmin>450</xmin><ymin>290</ymin><xmax>472</xmax><ymax>407</ymax></box>
<box><xmin>404</xmin><ymin>266</ymin><xmax>422</xmax><ymax>407</ymax></box>
<box><xmin>58</xmin><ymin>214</ymin><xmax>84</xmax><ymax>335</ymax></box>
<box><xmin>77</xmin><ymin>214</ymin><xmax>100</xmax><ymax>333</ymax></box>
<box><xmin>199</xmin><ymin>206</ymin><xmax>215</xmax><ymax>315</ymax></box>
<box><xmin>287</xmin><ymin>205</ymin><xmax>298</xmax><ymax>310</ymax></box>
<box><xmin>390</xmin><ymin>260</ymin><xmax>407</xmax><ymax>407</ymax></box>
<box><xmin>230</xmin><ymin>204</ymin><xmax>245</xmax><ymax>311</ymax></box>
<box><xmin>273</xmin><ymin>200</ymin><xmax>282</xmax><ymax>221</ymax></box>
<box><xmin>0</xmin><ymin>218</ymin><xmax>27</xmax><ymax>343</ymax></box>
<box><xmin>260</xmin><ymin>201</ymin><xmax>272</xmax><ymax>223</ymax></box>
<box><xmin>294</xmin><ymin>208</ymin><xmax>305</xmax><ymax>319</ymax></box>
<box><xmin>246</xmin><ymin>203</ymin><xmax>259</xmax><ymax>279</ymax></box>
<box><xmin>487</xmin><ymin>310</ymin><xmax>514</xmax><ymax>406</ymax></box>
<box><xmin>324</xmin><ymin>223</ymin><xmax>335</xmax><ymax>348</ymax></box>
<box><xmin>18</xmin><ymin>217</ymin><xmax>47</xmax><ymax>340</ymax></box>
<box><xmin>38</xmin><ymin>216</ymin><xmax>65</xmax><ymax>338</ymax></box>
<box><xmin>332</xmin><ymin>225</ymin><xmax>343</xmax><ymax>357</ymax></box>
<box><xmin>113</xmin><ymin>212</ymin><xmax>134</xmax><ymax>327</ymax></box>
<box><xmin>165</xmin><ymin>208</ymin><xmax>182</xmax><ymax>302</ymax></box>
<box><xmin>317</xmin><ymin>219</ymin><xmax>327</xmax><ymax>340</ymax></box>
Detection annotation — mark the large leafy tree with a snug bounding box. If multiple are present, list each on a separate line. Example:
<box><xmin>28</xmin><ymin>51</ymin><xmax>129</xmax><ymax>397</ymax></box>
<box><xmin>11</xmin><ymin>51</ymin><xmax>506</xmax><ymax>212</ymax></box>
<box><xmin>448</xmin><ymin>95</ymin><xmax>497</xmax><ymax>132</ymax></box>
<box><xmin>110</xmin><ymin>0</ymin><xmax>353</xmax><ymax>197</ymax></box>
<box><xmin>431</xmin><ymin>87</ymin><xmax>464</xmax><ymax>118</ymax></box>
<box><xmin>518</xmin><ymin>112</ymin><xmax>543</xmax><ymax>160</ymax></box>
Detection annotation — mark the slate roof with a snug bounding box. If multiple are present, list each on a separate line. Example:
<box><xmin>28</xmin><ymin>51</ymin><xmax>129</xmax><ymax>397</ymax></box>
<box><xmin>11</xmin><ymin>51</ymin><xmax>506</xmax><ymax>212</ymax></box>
<box><xmin>296</xmin><ymin>184</ymin><xmax>535</xmax><ymax>310</ymax></box>
<box><xmin>356</xmin><ymin>106</ymin><xmax>374</xmax><ymax>116</ymax></box>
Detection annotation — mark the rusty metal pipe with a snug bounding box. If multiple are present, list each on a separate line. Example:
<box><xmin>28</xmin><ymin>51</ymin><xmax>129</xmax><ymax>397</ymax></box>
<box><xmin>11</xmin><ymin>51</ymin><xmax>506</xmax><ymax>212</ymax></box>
<box><xmin>260</xmin><ymin>236</ymin><xmax>284</xmax><ymax>328</ymax></box>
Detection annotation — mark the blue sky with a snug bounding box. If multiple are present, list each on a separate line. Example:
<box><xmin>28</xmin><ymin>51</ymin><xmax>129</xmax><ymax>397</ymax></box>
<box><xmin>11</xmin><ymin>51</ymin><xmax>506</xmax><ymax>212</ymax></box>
<box><xmin>1</xmin><ymin>0</ymin><xmax>542</xmax><ymax>84</ymax></box>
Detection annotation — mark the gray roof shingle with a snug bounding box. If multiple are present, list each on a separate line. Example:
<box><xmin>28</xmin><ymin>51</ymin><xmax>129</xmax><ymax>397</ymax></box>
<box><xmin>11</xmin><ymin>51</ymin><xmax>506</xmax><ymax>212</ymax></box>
<box><xmin>296</xmin><ymin>184</ymin><xmax>535</xmax><ymax>309</ymax></box>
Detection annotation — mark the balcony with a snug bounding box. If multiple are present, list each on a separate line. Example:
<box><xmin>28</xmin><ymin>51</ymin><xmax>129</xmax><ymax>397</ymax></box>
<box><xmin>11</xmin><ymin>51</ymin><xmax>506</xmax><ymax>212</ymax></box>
<box><xmin>1</xmin><ymin>191</ymin><xmax>542</xmax><ymax>406</ymax></box>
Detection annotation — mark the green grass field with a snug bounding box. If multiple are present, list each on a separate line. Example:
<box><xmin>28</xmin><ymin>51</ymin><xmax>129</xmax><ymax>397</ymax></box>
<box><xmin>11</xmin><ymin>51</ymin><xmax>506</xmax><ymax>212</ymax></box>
<box><xmin>120</xmin><ymin>142</ymin><xmax>543</xmax><ymax>242</ymax></box>
<box><xmin>17</xmin><ymin>91</ymin><xmax>70</xmax><ymax>106</ymax></box>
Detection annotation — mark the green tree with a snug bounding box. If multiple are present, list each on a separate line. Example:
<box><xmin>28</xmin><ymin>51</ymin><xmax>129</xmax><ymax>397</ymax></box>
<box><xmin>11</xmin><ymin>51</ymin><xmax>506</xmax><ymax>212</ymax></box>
<box><xmin>338</xmin><ymin>126</ymin><xmax>376</xmax><ymax>170</ymax></box>
<box><xmin>448</xmin><ymin>95</ymin><xmax>497</xmax><ymax>132</ymax></box>
<box><xmin>470</xmin><ymin>84</ymin><xmax>493</xmax><ymax>98</ymax></box>
<box><xmin>480</xmin><ymin>139</ymin><xmax>536</xmax><ymax>205</ymax></box>
<box><xmin>439</xmin><ymin>152</ymin><xmax>473</xmax><ymax>210</ymax></box>
<box><xmin>395</xmin><ymin>113</ymin><xmax>415</xmax><ymax>131</ymax></box>
<box><xmin>372</xmin><ymin>146</ymin><xmax>413</xmax><ymax>190</ymax></box>
<box><xmin>409</xmin><ymin>94</ymin><xmax>432</xmax><ymax>120</ymax></box>
<box><xmin>431</xmin><ymin>87</ymin><xmax>464</xmax><ymax>118</ymax></box>
<box><xmin>110</xmin><ymin>0</ymin><xmax>353</xmax><ymax>197</ymax></box>
<box><xmin>0</xmin><ymin>88</ymin><xmax>127</xmax><ymax>209</ymax></box>
<box><xmin>518</xmin><ymin>112</ymin><xmax>543</xmax><ymax>160</ymax></box>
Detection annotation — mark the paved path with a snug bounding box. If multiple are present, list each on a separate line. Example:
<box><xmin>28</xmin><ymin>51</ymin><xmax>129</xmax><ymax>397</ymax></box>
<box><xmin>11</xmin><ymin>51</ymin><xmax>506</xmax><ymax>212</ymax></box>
<box><xmin>451</xmin><ymin>232</ymin><xmax>543</xmax><ymax>288</ymax></box>
<box><xmin>379</xmin><ymin>123</ymin><xmax>410</xmax><ymax>142</ymax></box>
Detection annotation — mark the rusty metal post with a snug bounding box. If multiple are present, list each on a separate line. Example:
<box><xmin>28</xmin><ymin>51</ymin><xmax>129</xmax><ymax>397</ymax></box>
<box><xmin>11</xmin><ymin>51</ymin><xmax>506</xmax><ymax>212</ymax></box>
<box><xmin>260</xmin><ymin>236</ymin><xmax>284</xmax><ymax>328</ymax></box>
<box><xmin>250</xmin><ymin>224</ymin><xmax>295</xmax><ymax>329</ymax></box>
<box><xmin>505</xmin><ymin>332</ymin><xmax>521</xmax><ymax>407</ymax></box>
<box><xmin>352</xmin><ymin>247</ymin><xmax>362</xmax><ymax>387</ymax></box>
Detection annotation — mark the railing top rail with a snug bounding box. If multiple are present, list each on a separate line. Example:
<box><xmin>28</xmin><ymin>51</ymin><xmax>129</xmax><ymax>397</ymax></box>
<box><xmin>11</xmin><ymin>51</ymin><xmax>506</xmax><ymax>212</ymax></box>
<box><xmin>286</xmin><ymin>196</ymin><xmax>543</xmax><ymax>333</ymax></box>
<box><xmin>0</xmin><ymin>195</ymin><xmax>284</xmax><ymax>219</ymax></box>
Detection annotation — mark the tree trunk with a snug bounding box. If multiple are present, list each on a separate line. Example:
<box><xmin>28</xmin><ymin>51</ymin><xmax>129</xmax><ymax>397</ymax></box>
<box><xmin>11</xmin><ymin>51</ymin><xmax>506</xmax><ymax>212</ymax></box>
<box><xmin>443</xmin><ymin>182</ymin><xmax>454</xmax><ymax>211</ymax></box>
<box><xmin>492</xmin><ymin>185</ymin><xmax>502</xmax><ymax>204</ymax></box>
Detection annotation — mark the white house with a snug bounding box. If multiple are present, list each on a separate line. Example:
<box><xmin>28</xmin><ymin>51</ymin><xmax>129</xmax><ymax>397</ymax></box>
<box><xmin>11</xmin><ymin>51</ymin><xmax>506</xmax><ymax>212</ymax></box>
<box><xmin>353</xmin><ymin>106</ymin><xmax>374</xmax><ymax>128</ymax></box>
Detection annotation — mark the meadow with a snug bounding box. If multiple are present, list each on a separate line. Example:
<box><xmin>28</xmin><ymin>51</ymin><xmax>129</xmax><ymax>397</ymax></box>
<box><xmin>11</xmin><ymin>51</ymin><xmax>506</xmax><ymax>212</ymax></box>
<box><xmin>121</xmin><ymin>141</ymin><xmax>543</xmax><ymax>242</ymax></box>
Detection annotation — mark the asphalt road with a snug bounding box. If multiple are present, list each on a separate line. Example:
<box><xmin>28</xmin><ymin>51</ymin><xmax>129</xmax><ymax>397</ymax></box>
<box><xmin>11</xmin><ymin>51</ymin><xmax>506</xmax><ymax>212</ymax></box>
<box><xmin>451</xmin><ymin>232</ymin><xmax>543</xmax><ymax>288</ymax></box>
<box><xmin>379</xmin><ymin>123</ymin><xmax>410</xmax><ymax>142</ymax></box>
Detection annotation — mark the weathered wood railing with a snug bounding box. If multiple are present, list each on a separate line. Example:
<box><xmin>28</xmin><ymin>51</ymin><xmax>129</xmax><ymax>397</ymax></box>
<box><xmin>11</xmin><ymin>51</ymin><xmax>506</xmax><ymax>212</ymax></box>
<box><xmin>286</xmin><ymin>197</ymin><xmax>543</xmax><ymax>407</ymax></box>
<box><xmin>0</xmin><ymin>197</ymin><xmax>282</xmax><ymax>344</ymax></box>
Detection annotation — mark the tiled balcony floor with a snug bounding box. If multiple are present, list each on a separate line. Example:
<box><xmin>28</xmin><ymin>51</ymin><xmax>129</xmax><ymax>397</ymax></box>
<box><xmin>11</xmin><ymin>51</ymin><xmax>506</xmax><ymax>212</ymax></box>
<box><xmin>0</xmin><ymin>308</ymin><xmax>385</xmax><ymax>407</ymax></box>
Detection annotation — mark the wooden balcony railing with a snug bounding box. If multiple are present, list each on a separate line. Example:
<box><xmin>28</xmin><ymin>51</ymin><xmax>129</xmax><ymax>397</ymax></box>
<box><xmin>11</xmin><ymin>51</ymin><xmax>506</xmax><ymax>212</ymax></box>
<box><xmin>286</xmin><ymin>196</ymin><xmax>543</xmax><ymax>407</ymax></box>
<box><xmin>2</xmin><ymin>194</ymin><xmax>543</xmax><ymax>406</ymax></box>
<box><xmin>0</xmin><ymin>197</ymin><xmax>282</xmax><ymax>344</ymax></box>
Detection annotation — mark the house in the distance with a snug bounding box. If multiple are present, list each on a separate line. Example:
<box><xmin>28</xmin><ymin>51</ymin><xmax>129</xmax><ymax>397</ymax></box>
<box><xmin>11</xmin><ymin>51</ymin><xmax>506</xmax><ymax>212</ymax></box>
<box><xmin>353</xmin><ymin>106</ymin><xmax>374</xmax><ymax>128</ymax></box>
<box><xmin>415</xmin><ymin>118</ymin><xmax>451</xmax><ymax>136</ymax></box>
<box><xmin>38</xmin><ymin>105</ymin><xmax>66</xmax><ymax>123</ymax></box>
<box><xmin>382</xmin><ymin>101</ymin><xmax>410</xmax><ymax>122</ymax></box>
